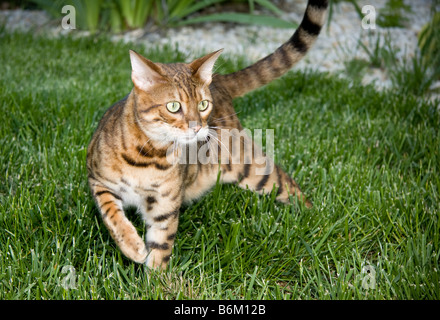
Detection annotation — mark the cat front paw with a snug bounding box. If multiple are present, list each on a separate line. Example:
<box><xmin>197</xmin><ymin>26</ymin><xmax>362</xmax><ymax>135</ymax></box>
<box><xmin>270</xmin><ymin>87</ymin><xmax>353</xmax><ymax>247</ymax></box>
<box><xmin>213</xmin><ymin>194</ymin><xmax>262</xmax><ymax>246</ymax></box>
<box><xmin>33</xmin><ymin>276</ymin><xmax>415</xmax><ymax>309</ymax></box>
<box><xmin>145</xmin><ymin>251</ymin><xmax>171</xmax><ymax>270</ymax></box>
<box><xmin>119</xmin><ymin>240</ymin><xmax>148</xmax><ymax>264</ymax></box>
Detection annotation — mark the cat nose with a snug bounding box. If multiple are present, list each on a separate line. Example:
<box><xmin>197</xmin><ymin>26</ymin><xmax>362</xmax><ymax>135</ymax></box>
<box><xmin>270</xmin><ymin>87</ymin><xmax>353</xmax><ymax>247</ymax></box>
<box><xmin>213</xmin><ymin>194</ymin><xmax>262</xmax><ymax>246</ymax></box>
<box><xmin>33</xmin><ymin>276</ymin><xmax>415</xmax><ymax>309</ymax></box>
<box><xmin>189</xmin><ymin>121</ymin><xmax>202</xmax><ymax>133</ymax></box>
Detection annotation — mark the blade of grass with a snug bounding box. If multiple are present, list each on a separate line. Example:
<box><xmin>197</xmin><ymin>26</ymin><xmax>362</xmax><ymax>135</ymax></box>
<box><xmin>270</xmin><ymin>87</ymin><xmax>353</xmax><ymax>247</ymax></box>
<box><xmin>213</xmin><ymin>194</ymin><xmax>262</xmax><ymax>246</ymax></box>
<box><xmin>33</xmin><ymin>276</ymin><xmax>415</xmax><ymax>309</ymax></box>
<box><xmin>177</xmin><ymin>12</ymin><xmax>297</xmax><ymax>28</ymax></box>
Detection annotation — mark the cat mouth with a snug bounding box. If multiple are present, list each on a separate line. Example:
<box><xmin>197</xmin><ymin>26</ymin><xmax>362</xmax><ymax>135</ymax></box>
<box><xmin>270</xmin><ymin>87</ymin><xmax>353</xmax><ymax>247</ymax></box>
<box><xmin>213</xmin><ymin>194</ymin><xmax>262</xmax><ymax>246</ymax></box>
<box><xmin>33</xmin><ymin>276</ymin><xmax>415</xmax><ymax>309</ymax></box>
<box><xmin>178</xmin><ymin>134</ymin><xmax>205</xmax><ymax>145</ymax></box>
<box><xmin>179</xmin><ymin>135</ymin><xmax>198</xmax><ymax>144</ymax></box>
<box><xmin>176</xmin><ymin>127</ymin><xmax>209</xmax><ymax>145</ymax></box>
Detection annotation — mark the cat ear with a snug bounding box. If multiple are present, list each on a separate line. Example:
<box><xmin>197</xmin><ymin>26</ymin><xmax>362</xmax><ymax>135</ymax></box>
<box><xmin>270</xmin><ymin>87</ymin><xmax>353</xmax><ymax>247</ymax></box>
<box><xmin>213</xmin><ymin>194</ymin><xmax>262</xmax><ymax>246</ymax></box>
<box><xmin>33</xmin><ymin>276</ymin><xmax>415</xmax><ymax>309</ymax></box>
<box><xmin>129</xmin><ymin>50</ymin><xmax>166</xmax><ymax>91</ymax></box>
<box><xmin>190</xmin><ymin>49</ymin><xmax>223</xmax><ymax>86</ymax></box>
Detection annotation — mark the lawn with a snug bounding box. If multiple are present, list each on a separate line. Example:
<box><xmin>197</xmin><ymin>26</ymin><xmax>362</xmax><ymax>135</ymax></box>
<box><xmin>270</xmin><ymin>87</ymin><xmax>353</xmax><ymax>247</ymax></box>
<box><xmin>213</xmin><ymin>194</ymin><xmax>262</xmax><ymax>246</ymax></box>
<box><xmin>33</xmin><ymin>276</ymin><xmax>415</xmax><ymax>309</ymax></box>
<box><xmin>0</xmin><ymin>30</ymin><xmax>439</xmax><ymax>300</ymax></box>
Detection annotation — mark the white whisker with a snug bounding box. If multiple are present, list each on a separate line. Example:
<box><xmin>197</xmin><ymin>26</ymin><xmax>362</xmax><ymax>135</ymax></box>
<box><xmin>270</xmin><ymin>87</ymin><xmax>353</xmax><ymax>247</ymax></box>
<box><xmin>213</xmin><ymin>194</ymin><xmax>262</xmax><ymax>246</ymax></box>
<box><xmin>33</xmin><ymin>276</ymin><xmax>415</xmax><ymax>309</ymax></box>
<box><xmin>211</xmin><ymin>111</ymin><xmax>241</xmax><ymax>123</ymax></box>
<box><xmin>208</xmin><ymin>131</ymin><xmax>231</xmax><ymax>158</ymax></box>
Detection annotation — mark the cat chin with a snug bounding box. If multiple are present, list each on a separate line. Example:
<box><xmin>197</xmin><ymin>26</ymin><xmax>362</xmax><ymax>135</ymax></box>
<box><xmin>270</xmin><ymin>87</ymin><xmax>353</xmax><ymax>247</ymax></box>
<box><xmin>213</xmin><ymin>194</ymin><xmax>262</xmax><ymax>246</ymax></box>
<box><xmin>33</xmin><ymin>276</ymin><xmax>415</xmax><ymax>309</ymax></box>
<box><xmin>178</xmin><ymin>139</ymin><xmax>196</xmax><ymax>145</ymax></box>
<box><xmin>176</xmin><ymin>136</ymin><xmax>200</xmax><ymax>145</ymax></box>
<box><xmin>176</xmin><ymin>127</ymin><xmax>210</xmax><ymax>145</ymax></box>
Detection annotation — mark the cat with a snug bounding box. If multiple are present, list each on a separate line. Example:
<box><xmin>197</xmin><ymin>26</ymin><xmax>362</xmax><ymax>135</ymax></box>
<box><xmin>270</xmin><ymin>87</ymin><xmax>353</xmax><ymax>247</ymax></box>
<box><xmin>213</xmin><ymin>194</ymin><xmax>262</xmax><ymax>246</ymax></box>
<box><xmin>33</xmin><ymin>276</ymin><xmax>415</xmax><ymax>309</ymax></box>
<box><xmin>87</xmin><ymin>0</ymin><xmax>328</xmax><ymax>269</ymax></box>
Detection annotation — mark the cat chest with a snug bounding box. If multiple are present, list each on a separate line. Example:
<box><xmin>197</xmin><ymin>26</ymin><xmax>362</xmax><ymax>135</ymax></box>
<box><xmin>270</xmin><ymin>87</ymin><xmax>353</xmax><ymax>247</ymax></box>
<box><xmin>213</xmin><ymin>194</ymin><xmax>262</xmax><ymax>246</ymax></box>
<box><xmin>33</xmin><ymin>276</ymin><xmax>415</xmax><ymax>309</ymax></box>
<box><xmin>117</xmin><ymin>166</ymin><xmax>184</xmax><ymax>208</ymax></box>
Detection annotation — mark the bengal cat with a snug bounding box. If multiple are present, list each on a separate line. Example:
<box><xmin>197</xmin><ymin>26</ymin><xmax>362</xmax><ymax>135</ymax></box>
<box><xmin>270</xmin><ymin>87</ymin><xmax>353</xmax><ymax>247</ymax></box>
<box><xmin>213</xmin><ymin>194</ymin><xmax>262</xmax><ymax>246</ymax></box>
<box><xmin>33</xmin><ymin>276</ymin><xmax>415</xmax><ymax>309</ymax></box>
<box><xmin>87</xmin><ymin>0</ymin><xmax>328</xmax><ymax>269</ymax></box>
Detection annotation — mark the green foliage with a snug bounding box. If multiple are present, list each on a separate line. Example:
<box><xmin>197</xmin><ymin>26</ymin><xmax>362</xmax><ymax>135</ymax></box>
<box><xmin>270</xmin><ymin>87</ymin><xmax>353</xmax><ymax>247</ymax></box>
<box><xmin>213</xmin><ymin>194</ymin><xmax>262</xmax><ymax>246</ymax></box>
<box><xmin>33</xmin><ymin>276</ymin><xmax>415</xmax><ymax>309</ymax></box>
<box><xmin>343</xmin><ymin>58</ymin><xmax>369</xmax><ymax>81</ymax></box>
<box><xmin>388</xmin><ymin>51</ymin><xmax>439</xmax><ymax>96</ymax></box>
<box><xmin>418</xmin><ymin>8</ymin><xmax>440</xmax><ymax>80</ymax></box>
<box><xmin>1</xmin><ymin>31</ymin><xmax>439</xmax><ymax>299</ymax></box>
<box><xmin>335</xmin><ymin>0</ymin><xmax>437</xmax><ymax>95</ymax></box>
<box><xmin>74</xmin><ymin>0</ymin><xmax>102</xmax><ymax>32</ymax></box>
<box><xmin>116</xmin><ymin>0</ymin><xmax>153</xmax><ymax>29</ymax></box>
<box><xmin>377</xmin><ymin>0</ymin><xmax>412</xmax><ymax>28</ymax></box>
<box><xmin>354</xmin><ymin>31</ymin><xmax>439</xmax><ymax>96</ymax></box>
<box><xmin>159</xmin><ymin>0</ymin><xmax>227</xmax><ymax>25</ymax></box>
<box><xmin>177</xmin><ymin>12</ymin><xmax>296</xmax><ymax>28</ymax></box>
<box><xmin>356</xmin><ymin>32</ymin><xmax>395</xmax><ymax>70</ymax></box>
<box><xmin>327</xmin><ymin>0</ymin><xmax>363</xmax><ymax>31</ymax></box>
<box><xmin>171</xmin><ymin>0</ymin><xmax>297</xmax><ymax>29</ymax></box>
<box><xmin>29</xmin><ymin>0</ymin><xmax>294</xmax><ymax>33</ymax></box>
<box><xmin>327</xmin><ymin>0</ymin><xmax>413</xmax><ymax>30</ymax></box>
<box><xmin>28</xmin><ymin>0</ymin><xmax>65</xmax><ymax>18</ymax></box>
<box><xmin>30</xmin><ymin>0</ymin><xmax>104</xmax><ymax>32</ymax></box>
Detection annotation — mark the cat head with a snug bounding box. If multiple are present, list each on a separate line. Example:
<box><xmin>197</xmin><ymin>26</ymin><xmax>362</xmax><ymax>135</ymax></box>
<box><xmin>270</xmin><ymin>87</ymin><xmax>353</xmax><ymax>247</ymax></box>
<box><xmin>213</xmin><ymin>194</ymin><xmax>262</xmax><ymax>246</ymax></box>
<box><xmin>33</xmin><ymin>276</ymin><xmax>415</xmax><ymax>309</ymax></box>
<box><xmin>129</xmin><ymin>49</ymin><xmax>223</xmax><ymax>146</ymax></box>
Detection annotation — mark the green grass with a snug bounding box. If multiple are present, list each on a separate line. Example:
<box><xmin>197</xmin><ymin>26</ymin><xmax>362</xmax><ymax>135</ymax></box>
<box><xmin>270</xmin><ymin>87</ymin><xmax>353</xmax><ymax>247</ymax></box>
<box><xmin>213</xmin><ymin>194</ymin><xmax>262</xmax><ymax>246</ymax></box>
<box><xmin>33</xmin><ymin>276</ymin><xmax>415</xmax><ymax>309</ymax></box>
<box><xmin>0</xmin><ymin>30</ymin><xmax>439</xmax><ymax>300</ymax></box>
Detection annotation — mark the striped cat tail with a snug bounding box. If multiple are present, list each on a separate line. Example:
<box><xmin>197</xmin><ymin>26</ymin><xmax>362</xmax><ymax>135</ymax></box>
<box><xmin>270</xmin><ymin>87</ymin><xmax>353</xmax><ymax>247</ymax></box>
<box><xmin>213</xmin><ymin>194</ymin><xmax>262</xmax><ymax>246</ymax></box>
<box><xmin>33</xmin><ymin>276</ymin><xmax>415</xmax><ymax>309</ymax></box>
<box><xmin>215</xmin><ymin>0</ymin><xmax>328</xmax><ymax>98</ymax></box>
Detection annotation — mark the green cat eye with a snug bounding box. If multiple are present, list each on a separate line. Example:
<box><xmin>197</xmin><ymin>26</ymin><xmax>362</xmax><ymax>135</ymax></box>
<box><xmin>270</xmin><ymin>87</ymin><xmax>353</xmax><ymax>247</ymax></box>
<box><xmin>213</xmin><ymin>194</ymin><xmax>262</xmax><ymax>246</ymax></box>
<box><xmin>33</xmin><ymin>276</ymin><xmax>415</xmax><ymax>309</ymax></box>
<box><xmin>198</xmin><ymin>100</ymin><xmax>210</xmax><ymax>111</ymax></box>
<box><xmin>166</xmin><ymin>101</ymin><xmax>181</xmax><ymax>113</ymax></box>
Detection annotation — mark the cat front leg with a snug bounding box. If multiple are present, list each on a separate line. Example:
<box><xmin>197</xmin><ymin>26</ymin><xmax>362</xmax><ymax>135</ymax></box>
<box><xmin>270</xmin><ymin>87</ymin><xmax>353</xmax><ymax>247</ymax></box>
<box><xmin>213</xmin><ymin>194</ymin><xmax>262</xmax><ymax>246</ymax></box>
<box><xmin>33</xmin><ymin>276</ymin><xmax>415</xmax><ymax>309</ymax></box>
<box><xmin>145</xmin><ymin>211</ymin><xmax>179</xmax><ymax>269</ymax></box>
<box><xmin>141</xmin><ymin>195</ymin><xmax>181</xmax><ymax>269</ymax></box>
<box><xmin>91</xmin><ymin>186</ymin><xmax>148</xmax><ymax>263</ymax></box>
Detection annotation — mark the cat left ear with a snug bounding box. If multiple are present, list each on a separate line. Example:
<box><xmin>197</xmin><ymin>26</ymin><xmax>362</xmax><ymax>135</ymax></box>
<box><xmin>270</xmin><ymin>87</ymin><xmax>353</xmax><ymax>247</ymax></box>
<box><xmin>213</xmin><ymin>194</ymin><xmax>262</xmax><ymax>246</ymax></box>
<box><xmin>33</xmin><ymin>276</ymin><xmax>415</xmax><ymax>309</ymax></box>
<box><xmin>129</xmin><ymin>50</ymin><xmax>166</xmax><ymax>92</ymax></box>
<box><xmin>190</xmin><ymin>49</ymin><xmax>223</xmax><ymax>86</ymax></box>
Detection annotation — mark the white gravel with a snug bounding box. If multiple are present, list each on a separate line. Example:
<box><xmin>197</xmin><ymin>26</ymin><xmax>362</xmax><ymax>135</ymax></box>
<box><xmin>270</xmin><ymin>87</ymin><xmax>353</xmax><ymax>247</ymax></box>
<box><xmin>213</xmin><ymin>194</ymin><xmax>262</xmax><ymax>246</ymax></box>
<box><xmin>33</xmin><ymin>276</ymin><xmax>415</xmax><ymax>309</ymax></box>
<box><xmin>0</xmin><ymin>0</ymin><xmax>438</xmax><ymax>96</ymax></box>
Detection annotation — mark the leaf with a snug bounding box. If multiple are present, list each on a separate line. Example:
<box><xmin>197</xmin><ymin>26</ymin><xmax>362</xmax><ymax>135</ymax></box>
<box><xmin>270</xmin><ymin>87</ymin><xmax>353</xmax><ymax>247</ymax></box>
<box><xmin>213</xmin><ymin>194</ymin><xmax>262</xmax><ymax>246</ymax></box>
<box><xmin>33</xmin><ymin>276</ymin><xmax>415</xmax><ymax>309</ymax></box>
<box><xmin>171</xmin><ymin>0</ymin><xmax>225</xmax><ymax>20</ymax></box>
<box><xmin>118</xmin><ymin>0</ymin><xmax>135</xmax><ymax>27</ymax></box>
<box><xmin>254</xmin><ymin>0</ymin><xmax>284</xmax><ymax>16</ymax></box>
<box><xmin>109</xmin><ymin>6</ymin><xmax>123</xmax><ymax>33</ymax></box>
<box><xmin>83</xmin><ymin>0</ymin><xmax>103</xmax><ymax>32</ymax></box>
<box><xmin>28</xmin><ymin>0</ymin><xmax>65</xmax><ymax>18</ymax></box>
<box><xmin>133</xmin><ymin>0</ymin><xmax>153</xmax><ymax>27</ymax></box>
<box><xmin>177</xmin><ymin>12</ymin><xmax>297</xmax><ymax>29</ymax></box>
<box><xmin>300</xmin><ymin>238</ymin><xmax>315</xmax><ymax>260</ymax></box>
<box><xmin>245</xmin><ymin>266</ymin><xmax>259</xmax><ymax>299</ymax></box>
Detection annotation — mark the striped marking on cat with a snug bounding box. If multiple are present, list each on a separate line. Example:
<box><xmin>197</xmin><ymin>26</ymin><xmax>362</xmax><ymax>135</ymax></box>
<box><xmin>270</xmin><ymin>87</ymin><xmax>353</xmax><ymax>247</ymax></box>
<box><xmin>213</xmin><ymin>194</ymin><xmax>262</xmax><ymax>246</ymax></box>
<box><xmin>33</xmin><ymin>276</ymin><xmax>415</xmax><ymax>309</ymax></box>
<box><xmin>256</xmin><ymin>173</ymin><xmax>270</xmax><ymax>191</ymax></box>
<box><xmin>275</xmin><ymin>166</ymin><xmax>284</xmax><ymax>196</ymax></box>
<box><xmin>147</xmin><ymin>241</ymin><xmax>169</xmax><ymax>250</ymax></box>
<box><xmin>136</xmin><ymin>145</ymin><xmax>167</xmax><ymax>158</ymax></box>
<box><xmin>121</xmin><ymin>153</ymin><xmax>172</xmax><ymax>170</ymax></box>
<box><xmin>95</xmin><ymin>189</ymin><xmax>122</xmax><ymax>201</ymax></box>
<box><xmin>139</xmin><ymin>104</ymin><xmax>162</xmax><ymax>114</ymax></box>
<box><xmin>146</xmin><ymin>196</ymin><xmax>157</xmax><ymax>211</ymax></box>
<box><xmin>153</xmin><ymin>209</ymin><xmax>179</xmax><ymax>223</ymax></box>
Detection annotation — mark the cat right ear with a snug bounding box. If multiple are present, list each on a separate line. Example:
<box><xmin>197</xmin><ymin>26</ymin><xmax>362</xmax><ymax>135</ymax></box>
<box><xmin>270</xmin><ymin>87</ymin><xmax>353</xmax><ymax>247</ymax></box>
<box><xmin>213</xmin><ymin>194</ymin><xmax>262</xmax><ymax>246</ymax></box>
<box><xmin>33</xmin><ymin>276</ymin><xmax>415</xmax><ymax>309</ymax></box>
<box><xmin>129</xmin><ymin>50</ymin><xmax>166</xmax><ymax>92</ymax></box>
